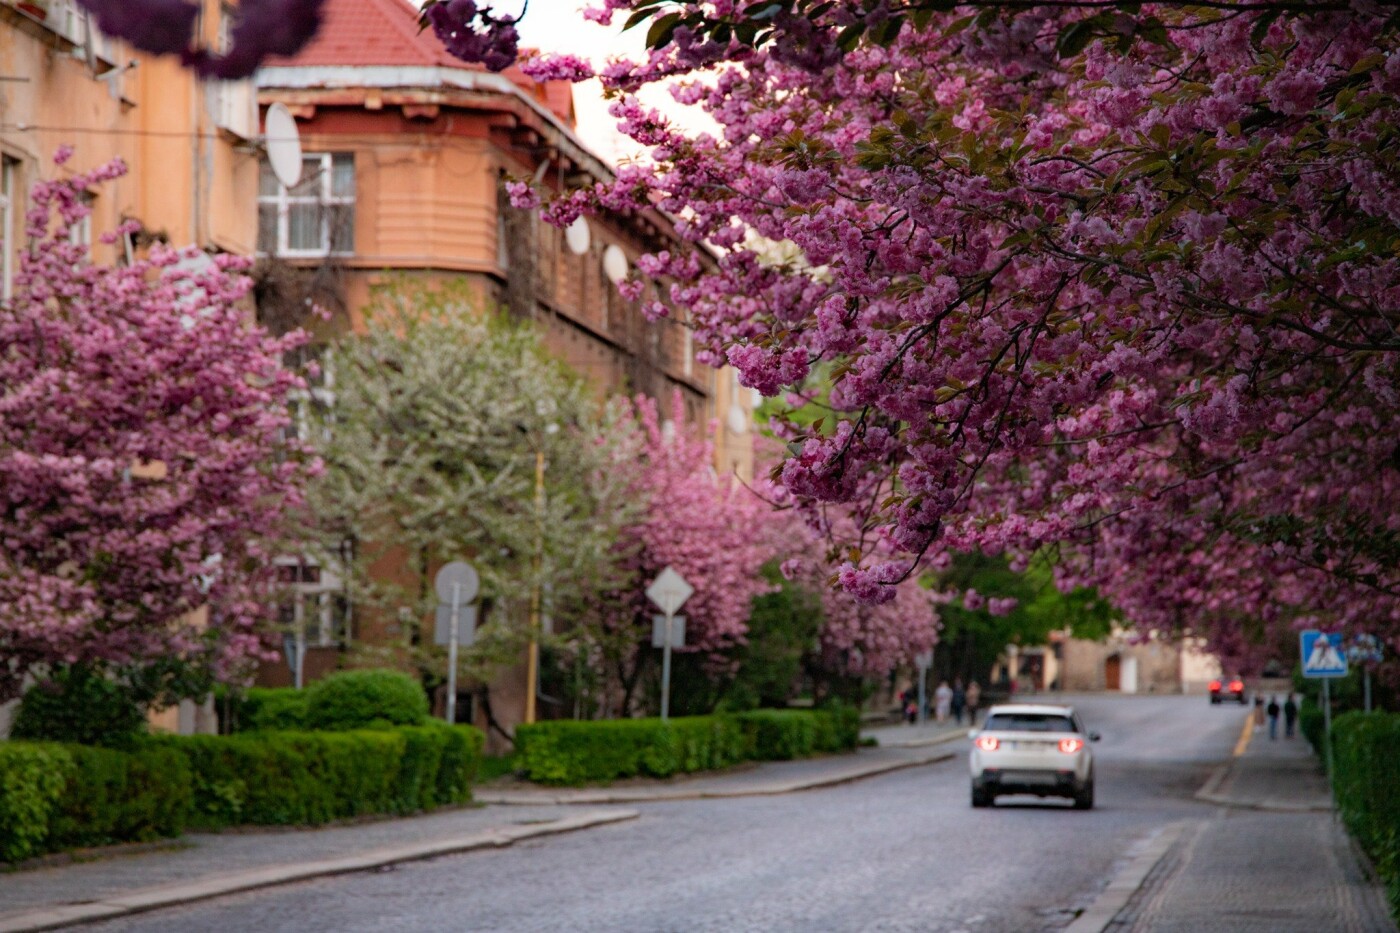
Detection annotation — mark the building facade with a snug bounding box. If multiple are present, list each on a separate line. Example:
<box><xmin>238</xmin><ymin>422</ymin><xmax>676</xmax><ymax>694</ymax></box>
<box><xmin>252</xmin><ymin>0</ymin><xmax>755</xmax><ymax>739</ymax></box>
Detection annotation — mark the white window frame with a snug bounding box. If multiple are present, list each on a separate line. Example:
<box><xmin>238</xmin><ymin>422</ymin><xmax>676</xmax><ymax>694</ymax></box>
<box><xmin>283</xmin><ymin>347</ymin><xmax>335</xmax><ymax>443</ymax></box>
<box><xmin>274</xmin><ymin>556</ymin><xmax>346</xmax><ymax>648</ymax></box>
<box><xmin>258</xmin><ymin>153</ymin><xmax>355</xmax><ymax>258</ymax></box>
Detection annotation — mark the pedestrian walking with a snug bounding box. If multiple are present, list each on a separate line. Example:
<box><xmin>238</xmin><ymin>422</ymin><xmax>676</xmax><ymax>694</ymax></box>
<box><xmin>1267</xmin><ymin>695</ymin><xmax>1281</xmax><ymax>740</ymax></box>
<box><xmin>1283</xmin><ymin>694</ymin><xmax>1299</xmax><ymax>738</ymax></box>
<box><xmin>952</xmin><ymin>679</ymin><xmax>967</xmax><ymax>725</ymax></box>
<box><xmin>966</xmin><ymin>680</ymin><xmax>982</xmax><ymax>726</ymax></box>
<box><xmin>1253</xmin><ymin>694</ymin><xmax>1265</xmax><ymax>729</ymax></box>
<box><xmin>934</xmin><ymin>680</ymin><xmax>953</xmax><ymax>723</ymax></box>
<box><xmin>900</xmin><ymin>686</ymin><xmax>918</xmax><ymax>724</ymax></box>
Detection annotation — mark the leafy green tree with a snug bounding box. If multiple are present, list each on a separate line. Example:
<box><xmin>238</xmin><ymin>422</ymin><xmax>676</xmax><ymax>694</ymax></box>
<box><xmin>931</xmin><ymin>552</ymin><xmax>1117</xmax><ymax>686</ymax></box>
<box><xmin>305</xmin><ymin>281</ymin><xmax>635</xmax><ymax>693</ymax></box>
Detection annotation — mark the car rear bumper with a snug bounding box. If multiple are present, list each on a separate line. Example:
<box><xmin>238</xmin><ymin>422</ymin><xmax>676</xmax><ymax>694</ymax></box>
<box><xmin>974</xmin><ymin>768</ymin><xmax>1086</xmax><ymax>797</ymax></box>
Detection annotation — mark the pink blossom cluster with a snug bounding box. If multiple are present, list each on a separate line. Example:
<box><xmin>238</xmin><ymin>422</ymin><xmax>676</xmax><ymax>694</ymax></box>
<box><xmin>421</xmin><ymin>0</ymin><xmax>520</xmax><ymax>73</ymax></box>
<box><xmin>602</xmin><ymin>393</ymin><xmax>776</xmax><ymax>660</ymax></box>
<box><xmin>0</xmin><ymin>156</ymin><xmax>316</xmax><ymax>700</ymax></box>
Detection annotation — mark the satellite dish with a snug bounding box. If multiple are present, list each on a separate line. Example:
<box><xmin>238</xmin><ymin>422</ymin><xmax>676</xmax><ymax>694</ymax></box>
<box><xmin>565</xmin><ymin>216</ymin><xmax>591</xmax><ymax>255</ymax></box>
<box><xmin>264</xmin><ymin>102</ymin><xmax>303</xmax><ymax>190</ymax></box>
<box><xmin>727</xmin><ymin>403</ymin><xmax>749</xmax><ymax>435</ymax></box>
<box><xmin>602</xmin><ymin>244</ymin><xmax>628</xmax><ymax>285</ymax></box>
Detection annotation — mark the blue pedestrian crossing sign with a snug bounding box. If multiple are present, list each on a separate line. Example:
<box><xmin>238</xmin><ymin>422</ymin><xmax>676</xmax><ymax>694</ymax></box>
<box><xmin>1300</xmin><ymin>631</ymin><xmax>1348</xmax><ymax>678</ymax></box>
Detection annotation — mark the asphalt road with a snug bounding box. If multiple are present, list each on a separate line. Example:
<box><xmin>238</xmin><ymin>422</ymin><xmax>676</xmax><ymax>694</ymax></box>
<box><xmin>91</xmin><ymin>694</ymin><xmax>1245</xmax><ymax>933</ymax></box>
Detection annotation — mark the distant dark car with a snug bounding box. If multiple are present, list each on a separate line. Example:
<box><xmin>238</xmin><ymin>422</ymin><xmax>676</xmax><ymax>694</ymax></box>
<box><xmin>1209</xmin><ymin>678</ymin><xmax>1246</xmax><ymax>704</ymax></box>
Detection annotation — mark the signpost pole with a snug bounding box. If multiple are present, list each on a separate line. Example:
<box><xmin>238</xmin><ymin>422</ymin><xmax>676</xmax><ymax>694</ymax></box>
<box><xmin>660</xmin><ymin>610</ymin><xmax>674</xmax><ymax>722</ymax></box>
<box><xmin>446</xmin><ymin>582</ymin><xmax>461</xmax><ymax>724</ymax></box>
<box><xmin>1323</xmin><ymin>676</ymin><xmax>1334</xmax><ymax>783</ymax></box>
<box><xmin>294</xmin><ymin>596</ymin><xmax>306</xmax><ymax>690</ymax></box>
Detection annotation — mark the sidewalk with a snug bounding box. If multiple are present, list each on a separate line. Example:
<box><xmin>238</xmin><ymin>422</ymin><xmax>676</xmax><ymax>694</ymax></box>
<box><xmin>0</xmin><ymin>805</ymin><xmax>637</xmax><ymax>933</ymax></box>
<box><xmin>1070</xmin><ymin>715</ymin><xmax>1396</xmax><ymax>933</ymax></box>
<box><xmin>0</xmin><ymin>728</ymin><xmax>966</xmax><ymax>932</ymax></box>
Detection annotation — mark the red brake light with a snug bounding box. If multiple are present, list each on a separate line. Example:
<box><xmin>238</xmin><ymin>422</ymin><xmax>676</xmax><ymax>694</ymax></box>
<box><xmin>975</xmin><ymin>735</ymin><xmax>1000</xmax><ymax>751</ymax></box>
<box><xmin>1209</xmin><ymin>680</ymin><xmax>1221</xmax><ymax>691</ymax></box>
<box><xmin>1229</xmin><ymin>680</ymin><xmax>1244</xmax><ymax>692</ymax></box>
<box><xmin>1058</xmin><ymin>738</ymin><xmax>1085</xmax><ymax>754</ymax></box>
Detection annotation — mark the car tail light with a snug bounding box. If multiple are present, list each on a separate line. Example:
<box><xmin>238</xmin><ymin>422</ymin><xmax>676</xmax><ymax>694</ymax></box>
<box><xmin>1058</xmin><ymin>738</ymin><xmax>1085</xmax><ymax>754</ymax></box>
<box><xmin>1208</xmin><ymin>680</ymin><xmax>1221</xmax><ymax>691</ymax></box>
<box><xmin>975</xmin><ymin>735</ymin><xmax>1000</xmax><ymax>751</ymax></box>
<box><xmin>1229</xmin><ymin>680</ymin><xmax>1244</xmax><ymax>692</ymax></box>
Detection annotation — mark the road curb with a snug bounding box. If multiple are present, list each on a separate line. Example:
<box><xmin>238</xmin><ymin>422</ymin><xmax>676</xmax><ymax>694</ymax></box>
<box><xmin>1063</xmin><ymin>820</ymin><xmax>1194</xmax><ymax>933</ymax></box>
<box><xmin>475</xmin><ymin>747</ymin><xmax>959</xmax><ymax>805</ymax></box>
<box><xmin>865</xmin><ymin>727</ymin><xmax>971</xmax><ymax>749</ymax></box>
<box><xmin>0</xmin><ymin>809</ymin><xmax>639</xmax><ymax>933</ymax></box>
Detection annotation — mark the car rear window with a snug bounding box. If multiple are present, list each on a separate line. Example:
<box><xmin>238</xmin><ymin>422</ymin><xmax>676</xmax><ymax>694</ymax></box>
<box><xmin>983</xmin><ymin>713</ymin><xmax>1076</xmax><ymax>733</ymax></box>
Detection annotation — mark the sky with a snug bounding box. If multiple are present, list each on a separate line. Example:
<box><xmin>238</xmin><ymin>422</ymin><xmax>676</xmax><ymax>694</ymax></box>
<box><xmin>513</xmin><ymin>0</ymin><xmax>715</xmax><ymax>164</ymax></box>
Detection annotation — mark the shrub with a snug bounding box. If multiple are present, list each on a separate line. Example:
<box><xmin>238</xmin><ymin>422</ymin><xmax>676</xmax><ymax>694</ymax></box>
<box><xmin>154</xmin><ymin>730</ymin><xmax>403</xmax><ymax>828</ymax></box>
<box><xmin>0</xmin><ymin>743</ymin><xmax>73</xmax><ymax>862</ymax></box>
<box><xmin>735</xmin><ymin>710</ymin><xmax>816</xmax><ymax>760</ymax></box>
<box><xmin>1330</xmin><ymin>712</ymin><xmax>1400</xmax><ymax>917</ymax></box>
<box><xmin>11</xmin><ymin>666</ymin><xmax>146</xmax><ymax>747</ymax></box>
<box><xmin>47</xmin><ymin>743</ymin><xmax>191</xmax><ymax>849</ymax></box>
<box><xmin>239</xmin><ymin>687</ymin><xmax>309</xmax><ymax>732</ymax></box>
<box><xmin>433</xmin><ymin>722</ymin><xmax>485</xmax><ymax>806</ymax></box>
<box><xmin>303</xmin><ymin>670</ymin><xmax>428</xmax><ymax>731</ymax></box>
<box><xmin>515</xmin><ymin>709</ymin><xmax>856</xmax><ymax>786</ymax></box>
<box><xmin>151</xmin><ymin>723</ymin><xmax>483</xmax><ymax>829</ymax></box>
<box><xmin>0</xmin><ymin>723</ymin><xmax>485</xmax><ymax>861</ymax></box>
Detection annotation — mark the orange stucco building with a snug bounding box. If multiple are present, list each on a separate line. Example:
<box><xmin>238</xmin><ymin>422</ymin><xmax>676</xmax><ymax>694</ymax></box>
<box><xmin>0</xmin><ymin>0</ymin><xmax>260</xmax><ymax>282</ymax></box>
<box><xmin>252</xmin><ymin>0</ymin><xmax>756</xmax><ymax>739</ymax></box>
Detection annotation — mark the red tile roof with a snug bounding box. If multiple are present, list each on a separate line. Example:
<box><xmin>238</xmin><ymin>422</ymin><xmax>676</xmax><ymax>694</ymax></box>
<box><xmin>269</xmin><ymin>0</ymin><xmax>575</xmax><ymax>126</ymax></box>
<box><xmin>271</xmin><ymin>0</ymin><xmax>461</xmax><ymax>69</ymax></box>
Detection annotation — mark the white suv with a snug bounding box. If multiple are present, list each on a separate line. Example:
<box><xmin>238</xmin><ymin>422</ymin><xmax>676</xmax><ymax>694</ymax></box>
<box><xmin>969</xmin><ymin>703</ymin><xmax>1100</xmax><ymax>809</ymax></box>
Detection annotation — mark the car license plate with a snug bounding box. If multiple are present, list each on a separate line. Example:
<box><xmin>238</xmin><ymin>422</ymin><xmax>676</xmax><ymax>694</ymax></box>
<box><xmin>1015</xmin><ymin>773</ymin><xmax>1057</xmax><ymax>785</ymax></box>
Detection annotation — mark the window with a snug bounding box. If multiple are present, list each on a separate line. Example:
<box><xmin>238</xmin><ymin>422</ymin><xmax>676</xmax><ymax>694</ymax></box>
<box><xmin>68</xmin><ymin>191</ymin><xmax>92</xmax><ymax>251</ymax></box>
<box><xmin>1</xmin><ymin>157</ymin><xmax>14</xmax><ymax>301</ymax></box>
<box><xmin>258</xmin><ymin>153</ymin><xmax>355</xmax><ymax>257</ymax></box>
<box><xmin>275</xmin><ymin>557</ymin><xmax>348</xmax><ymax>647</ymax></box>
<box><xmin>281</xmin><ymin>344</ymin><xmax>335</xmax><ymax>443</ymax></box>
<box><xmin>981</xmin><ymin>713</ymin><xmax>1078</xmax><ymax>733</ymax></box>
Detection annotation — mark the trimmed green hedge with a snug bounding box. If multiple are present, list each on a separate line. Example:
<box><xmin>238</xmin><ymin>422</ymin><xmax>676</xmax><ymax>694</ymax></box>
<box><xmin>238</xmin><ymin>687</ymin><xmax>310</xmax><ymax>732</ymax></box>
<box><xmin>734</xmin><ymin>708</ymin><xmax>860</xmax><ymax>760</ymax></box>
<box><xmin>1331</xmin><ymin>712</ymin><xmax>1400</xmax><ymax>918</ymax></box>
<box><xmin>515</xmin><ymin>708</ymin><xmax>859</xmax><ymax>786</ymax></box>
<box><xmin>0</xmin><ymin>741</ymin><xmax>190</xmax><ymax>863</ymax></box>
<box><xmin>150</xmin><ymin>722</ymin><xmax>482</xmax><ymax>829</ymax></box>
<box><xmin>304</xmin><ymin>670</ymin><xmax>428</xmax><ymax>731</ymax></box>
<box><xmin>0</xmin><ymin>743</ymin><xmax>72</xmax><ymax>862</ymax></box>
<box><xmin>0</xmin><ymin>722</ymin><xmax>484</xmax><ymax>862</ymax></box>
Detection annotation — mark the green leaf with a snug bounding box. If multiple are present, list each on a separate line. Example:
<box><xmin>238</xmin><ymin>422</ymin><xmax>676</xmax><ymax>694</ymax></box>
<box><xmin>646</xmin><ymin>11</ymin><xmax>683</xmax><ymax>49</ymax></box>
<box><xmin>836</xmin><ymin>22</ymin><xmax>866</xmax><ymax>52</ymax></box>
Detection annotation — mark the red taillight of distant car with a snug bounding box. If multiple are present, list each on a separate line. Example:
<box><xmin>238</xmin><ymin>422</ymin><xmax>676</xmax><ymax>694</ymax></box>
<box><xmin>1229</xmin><ymin>680</ymin><xmax>1244</xmax><ymax>692</ymax></box>
<box><xmin>1209</xmin><ymin>680</ymin><xmax>1222</xmax><ymax>691</ymax></box>
<box><xmin>1058</xmin><ymin>738</ymin><xmax>1085</xmax><ymax>754</ymax></box>
<box><xmin>975</xmin><ymin>735</ymin><xmax>1000</xmax><ymax>751</ymax></box>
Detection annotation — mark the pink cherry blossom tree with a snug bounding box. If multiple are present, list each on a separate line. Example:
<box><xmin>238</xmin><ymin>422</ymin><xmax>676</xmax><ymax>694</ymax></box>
<box><xmin>505</xmin><ymin>3</ymin><xmax>1400</xmax><ymax>665</ymax></box>
<box><xmin>0</xmin><ymin>154</ymin><xmax>315</xmax><ymax>702</ymax></box>
<box><xmin>577</xmin><ymin>392</ymin><xmax>775</xmax><ymax>714</ymax></box>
